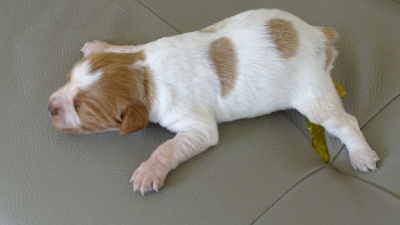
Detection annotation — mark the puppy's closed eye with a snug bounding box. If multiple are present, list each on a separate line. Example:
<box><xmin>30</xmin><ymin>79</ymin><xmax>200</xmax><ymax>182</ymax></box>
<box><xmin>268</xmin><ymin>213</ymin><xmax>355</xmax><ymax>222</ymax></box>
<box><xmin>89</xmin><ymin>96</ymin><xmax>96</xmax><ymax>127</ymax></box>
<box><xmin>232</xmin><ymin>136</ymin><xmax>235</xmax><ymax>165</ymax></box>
<box><xmin>73</xmin><ymin>98</ymin><xmax>81</xmax><ymax>111</ymax></box>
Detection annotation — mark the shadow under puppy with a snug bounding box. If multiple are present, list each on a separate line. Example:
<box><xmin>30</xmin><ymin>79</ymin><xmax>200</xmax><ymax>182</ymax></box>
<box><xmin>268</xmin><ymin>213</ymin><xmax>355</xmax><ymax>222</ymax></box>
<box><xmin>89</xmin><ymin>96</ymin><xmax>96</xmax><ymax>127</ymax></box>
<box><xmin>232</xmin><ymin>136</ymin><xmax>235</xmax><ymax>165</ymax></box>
<box><xmin>48</xmin><ymin>9</ymin><xmax>379</xmax><ymax>195</ymax></box>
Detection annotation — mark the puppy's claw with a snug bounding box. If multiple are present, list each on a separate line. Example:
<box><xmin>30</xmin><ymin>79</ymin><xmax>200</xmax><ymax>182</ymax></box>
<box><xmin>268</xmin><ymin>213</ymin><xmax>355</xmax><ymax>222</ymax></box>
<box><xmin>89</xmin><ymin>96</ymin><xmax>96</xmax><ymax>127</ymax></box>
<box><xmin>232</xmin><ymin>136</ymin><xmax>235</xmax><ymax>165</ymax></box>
<box><xmin>349</xmin><ymin>148</ymin><xmax>379</xmax><ymax>172</ymax></box>
<box><xmin>130</xmin><ymin>161</ymin><xmax>167</xmax><ymax>195</ymax></box>
<box><xmin>133</xmin><ymin>183</ymin><xmax>138</xmax><ymax>193</ymax></box>
<box><xmin>153</xmin><ymin>184</ymin><xmax>159</xmax><ymax>193</ymax></box>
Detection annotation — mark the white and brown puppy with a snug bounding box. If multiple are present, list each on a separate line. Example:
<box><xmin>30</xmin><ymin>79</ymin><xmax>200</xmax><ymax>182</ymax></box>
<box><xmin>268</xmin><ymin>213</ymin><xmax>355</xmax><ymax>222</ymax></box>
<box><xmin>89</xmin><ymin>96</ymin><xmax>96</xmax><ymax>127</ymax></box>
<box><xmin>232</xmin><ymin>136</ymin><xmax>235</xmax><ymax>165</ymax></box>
<box><xmin>49</xmin><ymin>9</ymin><xmax>379</xmax><ymax>194</ymax></box>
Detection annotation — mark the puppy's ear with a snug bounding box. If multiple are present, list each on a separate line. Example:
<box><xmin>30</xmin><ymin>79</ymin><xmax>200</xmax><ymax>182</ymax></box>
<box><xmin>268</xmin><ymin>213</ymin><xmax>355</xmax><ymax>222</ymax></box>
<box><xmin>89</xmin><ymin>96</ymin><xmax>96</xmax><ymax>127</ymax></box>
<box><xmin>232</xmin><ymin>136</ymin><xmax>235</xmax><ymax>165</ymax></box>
<box><xmin>119</xmin><ymin>104</ymin><xmax>149</xmax><ymax>136</ymax></box>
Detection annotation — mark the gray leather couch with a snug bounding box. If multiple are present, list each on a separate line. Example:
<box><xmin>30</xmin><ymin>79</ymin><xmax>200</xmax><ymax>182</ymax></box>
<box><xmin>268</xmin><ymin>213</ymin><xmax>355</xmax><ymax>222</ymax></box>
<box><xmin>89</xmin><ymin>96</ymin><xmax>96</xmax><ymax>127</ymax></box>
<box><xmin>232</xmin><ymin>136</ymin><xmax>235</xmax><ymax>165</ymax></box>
<box><xmin>1</xmin><ymin>0</ymin><xmax>399</xmax><ymax>224</ymax></box>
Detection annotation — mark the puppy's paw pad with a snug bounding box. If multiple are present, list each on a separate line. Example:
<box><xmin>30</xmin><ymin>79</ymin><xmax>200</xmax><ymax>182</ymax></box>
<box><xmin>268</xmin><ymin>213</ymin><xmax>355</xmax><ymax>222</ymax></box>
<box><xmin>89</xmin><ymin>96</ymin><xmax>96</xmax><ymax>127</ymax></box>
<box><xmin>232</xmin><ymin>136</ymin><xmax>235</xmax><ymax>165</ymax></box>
<box><xmin>349</xmin><ymin>149</ymin><xmax>379</xmax><ymax>172</ymax></box>
<box><xmin>80</xmin><ymin>40</ymin><xmax>109</xmax><ymax>57</ymax></box>
<box><xmin>131</xmin><ymin>161</ymin><xmax>167</xmax><ymax>195</ymax></box>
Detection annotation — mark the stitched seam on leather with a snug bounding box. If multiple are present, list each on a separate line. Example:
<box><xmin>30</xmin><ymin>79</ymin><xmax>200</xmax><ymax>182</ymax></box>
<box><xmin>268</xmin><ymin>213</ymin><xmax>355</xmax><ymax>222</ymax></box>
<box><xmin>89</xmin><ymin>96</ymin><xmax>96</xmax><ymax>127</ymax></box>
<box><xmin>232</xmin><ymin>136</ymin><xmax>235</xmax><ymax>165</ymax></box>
<box><xmin>135</xmin><ymin>0</ymin><xmax>183</xmax><ymax>34</ymax></box>
<box><xmin>249</xmin><ymin>166</ymin><xmax>328</xmax><ymax>225</ymax></box>
<box><xmin>332</xmin><ymin>167</ymin><xmax>400</xmax><ymax>199</ymax></box>
<box><xmin>359</xmin><ymin>92</ymin><xmax>400</xmax><ymax>130</ymax></box>
<box><xmin>329</xmin><ymin>145</ymin><xmax>346</xmax><ymax>165</ymax></box>
<box><xmin>330</xmin><ymin>92</ymin><xmax>400</xmax><ymax>165</ymax></box>
<box><xmin>250</xmin><ymin>93</ymin><xmax>400</xmax><ymax>224</ymax></box>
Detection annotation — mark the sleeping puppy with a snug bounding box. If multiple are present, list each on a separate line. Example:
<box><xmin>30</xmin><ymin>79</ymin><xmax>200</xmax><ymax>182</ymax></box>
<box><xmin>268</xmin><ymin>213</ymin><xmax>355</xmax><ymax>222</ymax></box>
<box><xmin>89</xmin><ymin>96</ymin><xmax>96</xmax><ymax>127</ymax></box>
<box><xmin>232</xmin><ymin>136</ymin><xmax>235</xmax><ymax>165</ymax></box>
<box><xmin>48</xmin><ymin>9</ymin><xmax>379</xmax><ymax>194</ymax></box>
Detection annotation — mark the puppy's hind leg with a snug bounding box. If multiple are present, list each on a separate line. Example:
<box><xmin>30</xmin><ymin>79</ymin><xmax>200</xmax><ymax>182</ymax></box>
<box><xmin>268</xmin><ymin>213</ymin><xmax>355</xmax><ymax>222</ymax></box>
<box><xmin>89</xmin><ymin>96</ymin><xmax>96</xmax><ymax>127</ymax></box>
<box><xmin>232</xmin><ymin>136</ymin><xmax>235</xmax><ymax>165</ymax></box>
<box><xmin>293</xmin><ymin>78</ymin><xmax>379</xmax><ymax>172</ymax></box>
<box><xmin>80</xmin><ymin>40</ymin><xmax>144</xmax><ymax>57</ymax></box>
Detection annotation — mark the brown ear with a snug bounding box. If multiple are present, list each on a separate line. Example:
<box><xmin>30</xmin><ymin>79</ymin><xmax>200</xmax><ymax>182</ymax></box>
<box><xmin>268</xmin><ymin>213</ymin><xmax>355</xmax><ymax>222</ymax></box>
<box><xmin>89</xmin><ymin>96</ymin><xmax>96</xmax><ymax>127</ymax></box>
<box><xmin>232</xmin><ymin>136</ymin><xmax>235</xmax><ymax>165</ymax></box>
<box><xmin>119</xmin><ymin>104</ymin><xmax>149</xmax><ymax>136</ymax></box>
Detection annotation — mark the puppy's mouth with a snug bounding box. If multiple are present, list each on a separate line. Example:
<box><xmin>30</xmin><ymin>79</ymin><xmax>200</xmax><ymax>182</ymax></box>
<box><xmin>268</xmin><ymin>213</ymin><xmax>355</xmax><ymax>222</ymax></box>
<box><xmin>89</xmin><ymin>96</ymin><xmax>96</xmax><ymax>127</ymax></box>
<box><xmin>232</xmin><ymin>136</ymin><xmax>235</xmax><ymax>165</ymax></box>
<box><xmin>59</xmin><ymin>125</ymin><xmax>119</xmax><ymax>135</ymax></box>
<box><xmin>61</xmin><ymin>128</ymin><xmax>84</xmax><ymax>134</ymax></box>
<box><xmin>59</xmin><ymin>126</ymin><xmax>101</xmax><ymax>135</ymax></box>
<box><xmin>50</xmin><ymin>118</ymin><xmax>84</xmax><ymax>134</ymax></box>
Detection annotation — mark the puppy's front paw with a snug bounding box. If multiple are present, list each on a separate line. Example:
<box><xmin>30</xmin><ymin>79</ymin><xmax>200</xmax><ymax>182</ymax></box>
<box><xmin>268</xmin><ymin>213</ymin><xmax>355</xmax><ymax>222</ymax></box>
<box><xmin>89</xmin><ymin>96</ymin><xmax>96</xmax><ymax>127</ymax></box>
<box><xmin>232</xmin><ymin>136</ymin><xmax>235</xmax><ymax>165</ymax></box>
<box><xmin>349</xmin><ymin>148</ymin><xmax>379</xmax><ymax>172</ymax></box>
<box><xmin>131</xmin><ymin>160</ymin><xmax>168</xmax><ymax>195</ymax></box>
<box><xmin>80</xmin><ymin>40</ymin><xmax>110</xmax><ymax>57</ymax></box>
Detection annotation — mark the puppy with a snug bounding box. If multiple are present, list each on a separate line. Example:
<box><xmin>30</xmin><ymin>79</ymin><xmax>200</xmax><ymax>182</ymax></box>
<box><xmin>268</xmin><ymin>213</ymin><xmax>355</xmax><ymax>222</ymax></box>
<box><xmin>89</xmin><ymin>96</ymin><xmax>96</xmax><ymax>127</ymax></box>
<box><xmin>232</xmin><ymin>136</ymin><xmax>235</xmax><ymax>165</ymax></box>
<box><xmin>48</xmin><ymin>9</ymin><xmax>379</xmax><ymax>194</ymax></box>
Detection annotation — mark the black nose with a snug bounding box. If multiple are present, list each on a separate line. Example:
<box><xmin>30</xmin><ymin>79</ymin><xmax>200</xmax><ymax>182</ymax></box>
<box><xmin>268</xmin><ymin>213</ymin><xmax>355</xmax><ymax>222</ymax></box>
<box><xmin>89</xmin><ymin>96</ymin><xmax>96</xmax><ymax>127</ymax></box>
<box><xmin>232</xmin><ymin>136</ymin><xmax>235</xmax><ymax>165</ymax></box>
<box><xmin>48</xmin><ymin>105</ymin><xmax>55</xmax><ymax>115</ymax></box>
<box><xmin>48</xmin><ymin>105</ymin><xmax>59</xmax><ymax>116</ymax></box>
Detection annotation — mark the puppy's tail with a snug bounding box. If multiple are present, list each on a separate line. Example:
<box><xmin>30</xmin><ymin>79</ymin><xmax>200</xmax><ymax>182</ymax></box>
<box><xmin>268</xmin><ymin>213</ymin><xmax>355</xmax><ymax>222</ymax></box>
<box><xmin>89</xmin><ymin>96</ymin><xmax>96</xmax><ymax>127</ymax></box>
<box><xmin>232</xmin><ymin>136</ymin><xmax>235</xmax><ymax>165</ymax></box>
<box><xmin>321</xmin><ymin>27</ymin><xmax>339</xmax><ymax>71</ymax></box>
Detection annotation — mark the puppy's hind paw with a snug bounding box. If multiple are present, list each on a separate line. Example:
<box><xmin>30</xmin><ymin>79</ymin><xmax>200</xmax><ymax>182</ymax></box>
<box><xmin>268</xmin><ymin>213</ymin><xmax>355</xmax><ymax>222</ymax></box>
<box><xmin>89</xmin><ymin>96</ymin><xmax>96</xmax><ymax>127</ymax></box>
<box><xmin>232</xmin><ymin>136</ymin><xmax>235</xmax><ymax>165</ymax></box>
<box><xmin>349</xmin><ymin>148</ymin><xmax>379</xmax><ymax>172</ymax></box>
<box><xmin>80</xmin><ymin>40</ymin><xmax>110</xmax><ymax>57</ymax></box>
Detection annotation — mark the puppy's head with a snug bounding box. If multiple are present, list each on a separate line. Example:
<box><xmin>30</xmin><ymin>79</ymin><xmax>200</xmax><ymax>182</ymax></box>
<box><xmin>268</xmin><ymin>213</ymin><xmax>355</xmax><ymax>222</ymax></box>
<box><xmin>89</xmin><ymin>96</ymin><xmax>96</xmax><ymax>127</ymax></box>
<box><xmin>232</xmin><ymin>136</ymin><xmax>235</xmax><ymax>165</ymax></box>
<box><xmin>48</xmin><ymin>52</ymin><xmax>153</xmax><ymax>136</ymax></box>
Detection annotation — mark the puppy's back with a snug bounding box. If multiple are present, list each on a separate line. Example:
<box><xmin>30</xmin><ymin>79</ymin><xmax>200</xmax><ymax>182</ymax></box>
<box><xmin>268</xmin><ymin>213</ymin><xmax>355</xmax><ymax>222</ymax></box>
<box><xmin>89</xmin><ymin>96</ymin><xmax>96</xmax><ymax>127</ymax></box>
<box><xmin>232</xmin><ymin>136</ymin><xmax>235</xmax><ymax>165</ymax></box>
<box><xmin>144</xmin><ymin>9</ymin><xmax>338</xmax><ymax>123</ymax></box>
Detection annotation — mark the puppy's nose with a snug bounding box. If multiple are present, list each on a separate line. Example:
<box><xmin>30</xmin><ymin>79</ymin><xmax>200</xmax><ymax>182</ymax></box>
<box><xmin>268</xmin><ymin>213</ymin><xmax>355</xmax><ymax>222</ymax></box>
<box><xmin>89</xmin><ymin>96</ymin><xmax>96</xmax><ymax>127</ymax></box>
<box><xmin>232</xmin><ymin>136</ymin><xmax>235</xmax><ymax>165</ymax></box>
<box><xmin>48</xmin><ymin>105</ymin><xmax>59</xmax><ymax>116</ymax></box>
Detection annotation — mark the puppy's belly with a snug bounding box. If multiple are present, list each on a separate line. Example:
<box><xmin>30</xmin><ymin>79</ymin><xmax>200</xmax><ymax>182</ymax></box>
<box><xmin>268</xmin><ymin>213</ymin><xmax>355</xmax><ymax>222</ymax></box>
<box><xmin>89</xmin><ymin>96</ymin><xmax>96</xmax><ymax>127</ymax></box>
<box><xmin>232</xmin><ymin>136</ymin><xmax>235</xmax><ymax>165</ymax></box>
<box><xmin>214</xmin><ymin>93</ymin><xmax>291</xmax><ymax>123</ymax></box>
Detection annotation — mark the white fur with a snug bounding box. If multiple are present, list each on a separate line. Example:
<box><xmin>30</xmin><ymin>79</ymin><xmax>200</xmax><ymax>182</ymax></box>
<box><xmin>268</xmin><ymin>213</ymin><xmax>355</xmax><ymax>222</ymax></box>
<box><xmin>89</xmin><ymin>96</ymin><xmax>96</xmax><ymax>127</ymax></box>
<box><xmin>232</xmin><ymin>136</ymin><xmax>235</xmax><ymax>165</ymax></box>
<box><xmin>80</xmin><ymin>9</ymin><xmax>379</xmax><ymax>194</ymax></box>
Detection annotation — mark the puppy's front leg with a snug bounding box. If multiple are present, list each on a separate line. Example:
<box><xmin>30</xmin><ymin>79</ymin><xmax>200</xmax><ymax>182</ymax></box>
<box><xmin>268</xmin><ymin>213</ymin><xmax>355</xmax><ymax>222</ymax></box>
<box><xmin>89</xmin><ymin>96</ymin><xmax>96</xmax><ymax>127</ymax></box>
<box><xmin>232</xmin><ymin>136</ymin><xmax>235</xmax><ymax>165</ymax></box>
<box><xmin>131</xmin><ymin>121</ymin><xmax>219</xmax><ymax>194</ymax></box>
<box><xmin>80</xmin><ymin>40</ymin><xmax>144</xmax><ymax>57</ymax></box>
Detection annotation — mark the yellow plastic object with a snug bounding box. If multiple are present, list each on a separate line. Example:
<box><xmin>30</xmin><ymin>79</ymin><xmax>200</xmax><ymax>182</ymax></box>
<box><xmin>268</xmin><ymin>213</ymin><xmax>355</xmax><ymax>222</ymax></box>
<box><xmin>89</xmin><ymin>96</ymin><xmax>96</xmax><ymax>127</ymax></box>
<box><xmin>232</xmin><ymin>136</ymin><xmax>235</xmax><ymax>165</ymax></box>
<box><xmin>306</xmin><ymin>118</ymin><xmax>329</xmax><ymax>162</ymax></box>
<box><xmin>306</xmin><ymin>79</ymin><xmax>346</xmax><ymax>163</ymax></box>
<box><xmin>333</xmin><ymin>79</ymin><xmax>347</xmax><ymax>99</ymax></box>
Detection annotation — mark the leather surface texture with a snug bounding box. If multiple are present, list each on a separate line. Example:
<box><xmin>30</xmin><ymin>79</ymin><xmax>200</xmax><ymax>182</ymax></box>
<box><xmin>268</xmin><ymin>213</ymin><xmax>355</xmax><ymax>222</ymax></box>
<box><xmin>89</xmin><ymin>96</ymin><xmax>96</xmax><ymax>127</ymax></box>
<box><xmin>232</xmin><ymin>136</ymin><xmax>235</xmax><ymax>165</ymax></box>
<box><xmin>1</xmin><ymin>0</ymin><xmax>399</xmax><ymax>224</ymax></box>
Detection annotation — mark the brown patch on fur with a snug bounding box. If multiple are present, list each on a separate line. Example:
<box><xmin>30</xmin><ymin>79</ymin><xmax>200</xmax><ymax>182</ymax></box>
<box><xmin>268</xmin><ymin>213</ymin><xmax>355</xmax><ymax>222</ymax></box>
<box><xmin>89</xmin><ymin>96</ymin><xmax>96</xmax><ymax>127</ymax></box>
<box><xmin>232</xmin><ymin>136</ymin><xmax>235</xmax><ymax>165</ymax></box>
<box><xmin>119</xmin><ymin>104</ymin><xmax>149</xmax><ymax>135</ymax></box>
<box><xmin>267</xmin><ymin>19</ymin><xmax>299</xmax><ymax>59</ymax></box>
<box><xmin>321</xmin><ymin>27</ymin><xmax>339</xmax><ymax>70</ymax></box>
<box><xmin>74</xmin><ymin>52</ymin><xmax>154</xmax><ymax>135</ymax></box>
<box><xmin>88</xmin><ymin>51</ymin><xmax>146</xmax><ymax>72</ymax></box>
<box><xmin>209</xmin><ymin>37</ymin><xmax>238</xmax><ymax>97</ymax></box>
